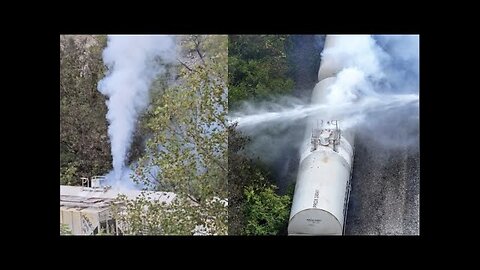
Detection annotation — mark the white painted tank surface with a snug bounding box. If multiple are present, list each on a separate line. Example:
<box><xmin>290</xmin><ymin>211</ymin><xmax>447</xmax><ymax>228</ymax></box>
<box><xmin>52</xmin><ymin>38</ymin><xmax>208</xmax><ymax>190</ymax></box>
<box><xmin>288</xmin><ymin>35</ymin><xmax>355</xmax><ymax>235</ymax></box>
<box><xmin>317</xmin><ymin>37</ymin><xmax>345</xmax><ymax>82</ymax></box>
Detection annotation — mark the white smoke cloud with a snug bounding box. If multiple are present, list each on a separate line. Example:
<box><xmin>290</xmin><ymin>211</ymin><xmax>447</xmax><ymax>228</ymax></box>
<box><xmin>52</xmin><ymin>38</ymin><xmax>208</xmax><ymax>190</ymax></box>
<box><xmin>320</xmin><ymin>35</ymin><xmax>388</xmax><ymax>81</ymax></box>
<box><xmin>374</xmin><ymin>35</ymin><xmax>419</xmax><ymax>94</ymax></box>
<box><xmin>326</xmin><ymin>67</ymin><xmax>371</xmax><ymax>104</ymax></box>
<box><xmin>318</xmin><ymin>35</ymin><xmax>419</xmax><ymax>147</ymax></box>
<box><xmin>98</xmin><ymin>35</ymin><xmax>176</xmax><ymax>182</ymax></box>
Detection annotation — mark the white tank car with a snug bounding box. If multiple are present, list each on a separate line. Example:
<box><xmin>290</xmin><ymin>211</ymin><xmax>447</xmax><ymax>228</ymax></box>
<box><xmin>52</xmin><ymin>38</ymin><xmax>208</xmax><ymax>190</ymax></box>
<box><xmin>288</xmin><ymin>35</ymin><xmax>355</xmax><ymax>235</ymax></box>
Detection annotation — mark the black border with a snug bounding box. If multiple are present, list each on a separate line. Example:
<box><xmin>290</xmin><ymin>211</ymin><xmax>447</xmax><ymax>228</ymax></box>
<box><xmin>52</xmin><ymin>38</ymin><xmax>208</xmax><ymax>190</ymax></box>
<box><xmin>24</xmin><ymin>19</ymin><xmax>441</xmax><ymax>257</ymax></box>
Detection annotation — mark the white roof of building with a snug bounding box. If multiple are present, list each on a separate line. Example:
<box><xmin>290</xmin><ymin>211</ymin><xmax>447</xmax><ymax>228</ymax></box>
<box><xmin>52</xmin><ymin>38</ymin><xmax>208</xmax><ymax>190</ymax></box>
<box><xmin>60</xmin><ymin>185</ymin><xmax>176</xmax><ymax>210</ymax></box>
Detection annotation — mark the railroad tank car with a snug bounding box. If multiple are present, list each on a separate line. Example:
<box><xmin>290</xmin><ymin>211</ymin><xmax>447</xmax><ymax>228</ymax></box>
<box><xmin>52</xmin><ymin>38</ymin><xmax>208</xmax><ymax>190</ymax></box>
<box><xmin>288</xmin><ymin>35</ymin><xmax>355</xmax><ymax>235</ymax></box>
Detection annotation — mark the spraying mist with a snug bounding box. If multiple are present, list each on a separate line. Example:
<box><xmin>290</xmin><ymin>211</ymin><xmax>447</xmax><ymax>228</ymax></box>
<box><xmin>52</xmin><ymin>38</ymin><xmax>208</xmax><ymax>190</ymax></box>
<box><xmin>228</xmin><ymin>35</ymin><xmax>419</xmax><ymax>190</ymax></box>
<box><xmin>98</xmin><ymin>35</ymin><xmax>176</xmax><ymax>184</ymax></box>
<box><xmin>230</xmin><ymin>92</ymin><xmax>418</xmax><ymax>130</ymax></box>
<box><xmin>230</xmin><ymin>35</ymin><xmax>419</xmax><ymax>143</ymax></box>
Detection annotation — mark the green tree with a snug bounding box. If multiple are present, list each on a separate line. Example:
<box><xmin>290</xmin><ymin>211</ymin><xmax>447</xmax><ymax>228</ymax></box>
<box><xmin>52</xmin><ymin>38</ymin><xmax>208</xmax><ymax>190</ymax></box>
<box><xmin>60</xmin><ymin>223</ymin><xmax>72</xmax><ymax>235</ymax></box>
<box><xmin>60</xmin><ymin>35</ymin><xmax>112</xmax><ymax>185</ymax></box>
<box><xmin>227</xmin><ymin>35</ymin><xmax>297</xmax><ymax>235</ymax></box>
<box><xmin>228</xmin><ymin>124</ymin><xmax>267</xmax><ymax>234</ymax></box>
<box><xmin>228</xmin><ymin>124</ymin><xmax>292</xmax><ymax>235</ymax></box>
<box><xmin>60</xmin><ymin>35</ymin><xmax>150</xmax><ymax>185</ymax></box>
<box><xmin>228</xmin><ymin>35</ymin><xmax>295</xmax><ymax>109</ymax></box>
<box><xmin>244</xmin><ymin>184</ymin><xmax>292</xmax><ymax>235</ymax></box>
<box><xmin>111</xmin><ymin>35</ymin><xmax>228</xmax><ymax>235</ymax></box>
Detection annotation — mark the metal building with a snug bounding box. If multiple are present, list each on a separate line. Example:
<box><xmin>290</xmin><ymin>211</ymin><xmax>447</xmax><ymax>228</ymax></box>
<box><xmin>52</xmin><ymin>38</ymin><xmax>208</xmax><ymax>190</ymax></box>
<box><xmin>60</xmin><ymin>179</ymin><xmax>176</xmax><ymax>235</ymax></box>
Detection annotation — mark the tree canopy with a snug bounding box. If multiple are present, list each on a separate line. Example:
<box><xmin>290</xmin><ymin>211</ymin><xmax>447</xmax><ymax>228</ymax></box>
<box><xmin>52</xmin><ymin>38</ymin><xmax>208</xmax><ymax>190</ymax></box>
<box><xmin>112</xmin><ymin>35</ymin><xmax>228</xmax><ymax>235</ymax></box>
<box><xmin>60</xmin><ymin>35</ymin><xmax>111</xmax><ymax>185</ymax></box>
<box><xmin>228</xmin><ymin>35</ymin><xmax>295</xmax><ymax>110</ymax></box>
<box><xmin>227</xmin><ymin>35</ymin><xmax>298</xmax><ymax>235</ymax></box>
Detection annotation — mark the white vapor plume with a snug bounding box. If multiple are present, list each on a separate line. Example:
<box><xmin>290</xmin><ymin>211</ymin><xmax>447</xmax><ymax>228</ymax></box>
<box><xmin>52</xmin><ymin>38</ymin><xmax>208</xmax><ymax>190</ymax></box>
<box><xmin>98</xmin><ymin>35</ymin><xmax>176</xmax><ymax>182</ymax></box>
<box><xmin>320</xmin><ymin>35</ymin><xmax>388</xmax><ymax>82</ymax></box>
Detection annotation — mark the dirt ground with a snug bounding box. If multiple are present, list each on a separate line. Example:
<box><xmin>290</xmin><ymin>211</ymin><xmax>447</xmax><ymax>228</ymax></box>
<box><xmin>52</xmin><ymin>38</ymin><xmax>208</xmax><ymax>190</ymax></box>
<box><xmin>344</xmin><ymin>131</ymin><xmax>420</xmax><ymax>235</ymax></box>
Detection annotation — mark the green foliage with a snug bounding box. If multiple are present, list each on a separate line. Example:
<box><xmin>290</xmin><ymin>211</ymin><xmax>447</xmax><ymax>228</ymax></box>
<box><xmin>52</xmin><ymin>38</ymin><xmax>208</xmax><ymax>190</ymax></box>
<box><xmin>228</xmin><ymin>35</ymin><xmax>295</xmax><ymax>109</ymax></box>
<box><xmin>227</xmin><ymin>125</ymin><xmax>263</xmax><ymax>234</ymax></box>
<box><xmin>96</xmin><ymin>228</ymin><xmax>115</xmax><ymax>236</ymax></box>
<box><xmin>110</xmin><ymin>194</ymin><xmax>164</xmax><ymax>235</ymax></box>
<box><xmin>60</xmin><ymin>35</ymin><xmax>111</xmax><ymax>185</ymax></box>
<box><xmin>111</xmin><ymin>193</ymin><xmax>227</xmax><ymax>235</ymax></box>
<box><xmin>227</xmin><ymin>35</ymin><xmax>305</xmax><ymax>235</ymax></box>
<box><xmin>136</xmin><ymin>35</ymin><xmax>227</xmax><ymax>196</ymax></box>
<box><xmin>244</xmin><ymin>184</ymin><xmax>292</xmax><ymax>236</ymax></box>
<box><xmin>228</xmin><ymin>125</ymin><xmax>293</xmax><ymax>235</ymax></box>
<box><xmin>60</xmin><ymin>162</ymin><xmax>78</xmax><ymax>185</ymax></box>
<box><xmin>60</xmin><ymin>223</ymin><xmax>72</xmax><ymax>235</ymax></box>
<box><xmin>113</xmin><ymin>35</ymin><xmax>228</xmax><ymax>235</ymax></box>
